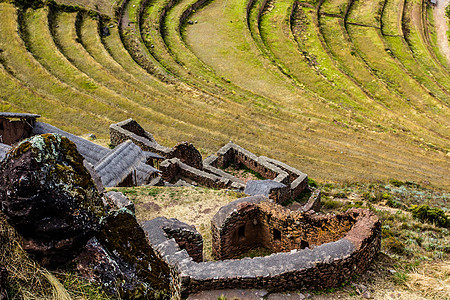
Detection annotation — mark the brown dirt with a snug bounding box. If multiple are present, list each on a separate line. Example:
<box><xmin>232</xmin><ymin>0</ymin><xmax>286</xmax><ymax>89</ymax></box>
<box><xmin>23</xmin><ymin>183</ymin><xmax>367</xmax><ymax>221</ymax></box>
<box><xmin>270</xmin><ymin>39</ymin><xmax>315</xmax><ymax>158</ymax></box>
<box><xmin>433</xmin><ymin>0</ymin><xmax>450</xmax><ymax>65</ymax></box>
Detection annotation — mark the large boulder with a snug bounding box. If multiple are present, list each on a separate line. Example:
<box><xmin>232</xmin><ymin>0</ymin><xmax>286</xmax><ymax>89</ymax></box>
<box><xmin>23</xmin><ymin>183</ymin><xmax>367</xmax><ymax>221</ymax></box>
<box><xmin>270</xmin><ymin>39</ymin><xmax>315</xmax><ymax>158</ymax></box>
<box><xmin>0</xmin><ymin>134</ymin><xmax>106</xmax><ymax>266</ymax></box>
<box><xmin>0</xmin><ymin>265</ymin><xmax>7</xmax><ymax>300</ymax></box>
<box><xmin>77</xmin><ymin>209</ymin><xmax>173</xmax><ymax>299</ymax></box>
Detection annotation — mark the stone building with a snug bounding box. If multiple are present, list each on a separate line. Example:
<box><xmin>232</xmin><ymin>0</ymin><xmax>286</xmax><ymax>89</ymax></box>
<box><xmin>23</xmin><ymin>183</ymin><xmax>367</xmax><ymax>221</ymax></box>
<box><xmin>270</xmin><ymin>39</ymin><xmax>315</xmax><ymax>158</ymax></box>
<box><xmin>0</xmin><ymin>112</ymin><xmax>40</xmax><ymax>145</ymax></box>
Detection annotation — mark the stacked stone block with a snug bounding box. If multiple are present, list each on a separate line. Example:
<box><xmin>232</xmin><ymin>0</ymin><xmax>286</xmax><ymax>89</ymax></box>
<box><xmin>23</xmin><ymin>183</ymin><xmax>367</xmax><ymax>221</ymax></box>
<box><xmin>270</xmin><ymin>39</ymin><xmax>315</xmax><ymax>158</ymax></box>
<box><xmin>143</xmin><ymin>196</ymin><xmax>381</xmax><ymax>297</ymax></box>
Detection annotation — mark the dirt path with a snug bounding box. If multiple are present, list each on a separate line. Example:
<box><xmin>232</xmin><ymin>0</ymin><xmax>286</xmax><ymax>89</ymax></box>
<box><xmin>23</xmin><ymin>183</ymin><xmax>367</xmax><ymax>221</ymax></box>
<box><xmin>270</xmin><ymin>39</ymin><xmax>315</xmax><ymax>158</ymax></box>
<box><xmin>433</xmin><ymin>0</ymin><xmax>450</xmax><ymax>65</ymax></box>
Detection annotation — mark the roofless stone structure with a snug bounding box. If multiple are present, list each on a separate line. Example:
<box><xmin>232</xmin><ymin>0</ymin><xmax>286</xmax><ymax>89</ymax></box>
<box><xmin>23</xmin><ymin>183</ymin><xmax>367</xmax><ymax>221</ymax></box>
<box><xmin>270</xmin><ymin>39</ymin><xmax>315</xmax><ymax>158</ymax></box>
<box><xmin>144</xmin><ymin>196</ymin><xmax>381</xmax><ymax>297</ymax></box>
<box><xmin>0</xmin><ymin>112</ymin><xmax>40</xmax><ymax>145</ymax></box>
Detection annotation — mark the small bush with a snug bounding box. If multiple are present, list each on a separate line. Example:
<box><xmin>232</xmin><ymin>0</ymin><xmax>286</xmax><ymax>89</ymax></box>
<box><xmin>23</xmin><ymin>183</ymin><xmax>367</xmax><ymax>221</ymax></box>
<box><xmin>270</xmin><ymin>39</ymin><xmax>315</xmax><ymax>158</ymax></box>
<box><xmin>389</xmin><ymin>179</ymin><xmax>404</xmax><ymax>187</ymax></box>
<box><xmin>386</xmin><ymin>198</ymin><xmax>406</xmax><ymax>210</ymax></box>
<box><xmin>322</xmin><ymin>199</ymin><xmax>343</xmax><ymax>210</ymax></box>
<box><xmin>382</xmin><ymin>192</ymin><xmax>393</xmax><ymax>200</ymax></box>
<box><xmin>392</xmin><ymin>271</ymin><xmax>409</xmax><ymax>285</ymax></box>
<box><xmin>333</xmin><ymin>191</ymin><xmax>347</xmax><ymax>198</ymax></box>
<box><xmin>308</xmin><ymin>177</ymin><xmax>317</xmax><ymax>187</ymax></box>
<box><xmin>410</xmin><ymin>205</ymin><xmax>449</xmax><ymax>228</ymax></box>
<box><xmin>384</xmin><ymin>236</ymin><xmax>406</xmax><ymax>255</ymax></box>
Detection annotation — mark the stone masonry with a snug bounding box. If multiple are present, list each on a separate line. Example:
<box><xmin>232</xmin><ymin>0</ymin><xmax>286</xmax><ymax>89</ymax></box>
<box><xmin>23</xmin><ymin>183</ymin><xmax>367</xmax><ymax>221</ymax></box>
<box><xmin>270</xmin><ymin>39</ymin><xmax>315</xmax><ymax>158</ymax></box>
<box><xmin>142</xmin><ymin>217</ymin><xmax>203</xmax><ymax>263</ymax></box>
<box><xmin>207</xmin><ymin>142</ymin><xmax>309</xmax><ymax>203</ymax></box>
<box><xmin>211</xmin><ymin>196</ymin><xmax>355</xmax><ymax>259</ymax></box>
<box><xmin>110</xmin><ymin>120</ymin><xmax>311</xmax><ymax>204</ymax></box>
<box><xmin>110</xmin><ymin>119</ymin><xmax>202</xmax><ymax>169</ymax></box>
<box><xmin>143</xmin><ymin>196</ymin><xmax>381</xmax><ymax>297</ymax></box>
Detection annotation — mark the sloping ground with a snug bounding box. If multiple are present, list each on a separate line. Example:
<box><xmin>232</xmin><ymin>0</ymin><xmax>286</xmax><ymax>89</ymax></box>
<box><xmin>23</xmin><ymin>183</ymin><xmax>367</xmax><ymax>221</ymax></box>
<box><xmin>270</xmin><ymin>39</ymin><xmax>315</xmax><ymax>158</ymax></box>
<box><xmin>2</xmin><ymin>182</ymin><xmax>448</xmax><ymax>299</ymax></box>
<box><xmin>0</xmin><ymin>0</ymin><xmax>448</xmax><ymax>188</ymax></box>
<box><xmin>433</xmin><ymin>0</ymin><xmax>450</xmax><ymax>64</ymax></box>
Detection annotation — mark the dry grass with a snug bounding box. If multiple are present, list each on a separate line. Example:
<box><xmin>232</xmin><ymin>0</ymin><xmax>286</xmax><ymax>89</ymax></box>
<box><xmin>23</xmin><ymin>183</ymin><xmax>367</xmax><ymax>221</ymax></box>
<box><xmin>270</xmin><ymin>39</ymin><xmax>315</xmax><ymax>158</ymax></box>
<box><xmin>0</xmin><ymin>212</ymin><xmax>110</xmax><ymax>299</ymax></box>
<box><xmin>404</xmin><ymin>262</ymin><xmax>450</xmax><ymax>299</ymax></box>
<box><xmin>0</xmin><ymin>212</ymin><xmax>63</xmax><ymax>299</ymax></box>
<box><xmin>113</xmin><ymin>186</ymin><xmax>241</xmax><ymax>261</ymax></box>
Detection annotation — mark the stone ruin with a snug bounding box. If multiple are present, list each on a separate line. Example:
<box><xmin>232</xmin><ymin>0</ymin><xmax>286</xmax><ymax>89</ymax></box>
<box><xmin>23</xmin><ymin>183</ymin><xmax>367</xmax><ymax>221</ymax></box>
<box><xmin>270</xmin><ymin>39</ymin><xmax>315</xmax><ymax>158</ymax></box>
<box><xmin>110</xmin><ymin>119</ymin><xmax>317</xmax><ymax>206</ymax></box>
<box><xmin>110</xmin><ymin>119</ymin><xmax>203</xmax><ymax>169</ymax></box>
<box><xmin>0</xmin><ymin>115</ymin><xmax>381</xmax><ymax>298</ymax></box>
<box><xmin>144</xmin><ymin>196</ymin><xmax>381</xmax><ymax>297</ymax></box>
<box><xmin>1</xmin><ymin>115</ymin><xmax>317</xmax><ymax>206</ymax></box>
<box><xmin>0</xmin><ymin>112</ymin><xmax>39</xmax><ymax>145</ymax></box>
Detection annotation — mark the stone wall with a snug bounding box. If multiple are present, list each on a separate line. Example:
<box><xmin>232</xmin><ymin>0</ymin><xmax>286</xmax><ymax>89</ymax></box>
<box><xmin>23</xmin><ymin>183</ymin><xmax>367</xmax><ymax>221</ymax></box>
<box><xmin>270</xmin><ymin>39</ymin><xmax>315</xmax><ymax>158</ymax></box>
<box><xmin>110</xmin><ymin>119</ymin><xmax>170</xmax><ymax>156</ymax></box>
<box><xmin>0</xmin><ymin>117</ymin><xmax>36</xmax><ymax>145</ymax></box>
<box><xmin>260</xmin><ymin>156</ymin><xmax>308</xmax><ymax>199</ymax></box>
<box><xmin>203</xmin><ymin>155</ymin><xmax>246</xmax><ymax>189</ymax></box>
<box><xmin>211</xmin><ymin>196</ymin><xmax>354</xmax><ymax>260</ymax></box>
<box><xmin>110</xmin><ymin>119</ymin><xmax>202</xmax><ymax>168</ymax></box>
<box><xmin>160</xmin><ymin>158</ymin><xmax>233</xmax><ymax>189</ymax></box>
<box><xmin>110</xmin><ymin>121</ymin><xmax>310</xmax><ymax>200</ymax></box>
<box><xmin>213</xmin><ymin>142</ymin><xmax>309</xmax><ymax>203</ymax></box>
<box><xmin>143</xmin><ymin>196</ymin><xmax>381</xmax><ymax>297</ymax></box>
<box><xmin>142</xmin><ymin>217</ymin><xmax>203</xmax><ymax>263</ymax></box>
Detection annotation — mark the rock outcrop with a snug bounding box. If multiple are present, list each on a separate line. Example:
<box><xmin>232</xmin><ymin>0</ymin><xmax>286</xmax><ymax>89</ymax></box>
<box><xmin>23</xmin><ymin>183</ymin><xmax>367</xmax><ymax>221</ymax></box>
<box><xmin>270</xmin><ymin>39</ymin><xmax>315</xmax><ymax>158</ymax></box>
<box><xmin>0</xmin><ymin>265</ymin><xmax>7</xmax><ymax>300</ymax></box>
<box><xmin>0</xmin><ymin>134</ymin><xmax>106</xmax><ymax>266</ymax></box>
<box><xmin>77</xmin><ymin>209</ymin><xmax>173</xmax><ymax>299</ymax></box>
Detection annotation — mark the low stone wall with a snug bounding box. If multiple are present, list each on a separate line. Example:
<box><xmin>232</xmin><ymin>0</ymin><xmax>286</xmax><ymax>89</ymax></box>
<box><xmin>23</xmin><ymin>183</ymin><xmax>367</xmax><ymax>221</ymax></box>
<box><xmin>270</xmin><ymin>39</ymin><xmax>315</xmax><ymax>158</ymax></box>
<box><xmin>216</xmin><ymin>143</ymin><xmax>288</xmax><ymax>183</ymax></box>
<box><xmin>142</xmin><ymin>217</ymin><xmax>203</xmax><ymax>263</ymax></box>
<box><xmin>160</xmin><ymin>158</ymin><xmax>233</xmax><ymax>189</ymax></box>
<box><xmin>214</xmin><ymin>142</ymin><xmax>309</xmax><ymax>203</ymax></box>
<box><xmin>260</xmin><ymin>156</ymin><xmax>308</xmax><ymax>199</ymax></box>
<box><xmin>202</xmin><ymin>155</ymin><xmax>246</xmax><ymax>190</ymax></box>
<box><xmin>110</xmin><ymin>119</ymin><xmax>171</xmax><ymax>156</ymax></box>
<box><xmin>143</xmin><ymin>196</ymin><xmax>381</xmax><ymax>297</ymax></box>
<box><xmin>110</xmin><ymin>122</ymin><xmax>309</xmax><ymax>199</ymax></box>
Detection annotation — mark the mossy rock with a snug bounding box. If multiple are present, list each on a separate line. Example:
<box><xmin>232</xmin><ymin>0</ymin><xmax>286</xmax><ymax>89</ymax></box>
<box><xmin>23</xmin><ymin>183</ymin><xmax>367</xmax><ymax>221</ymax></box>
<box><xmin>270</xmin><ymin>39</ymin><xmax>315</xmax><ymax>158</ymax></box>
<box><xmin>97</xmin><ymin>209</ymin><xmax>174</xmax><ymax>299</ymax></box>
<box><xmin>0</xmin><ymin>134</ymin><xmax>106</xmax><ymax>266</ymax></box>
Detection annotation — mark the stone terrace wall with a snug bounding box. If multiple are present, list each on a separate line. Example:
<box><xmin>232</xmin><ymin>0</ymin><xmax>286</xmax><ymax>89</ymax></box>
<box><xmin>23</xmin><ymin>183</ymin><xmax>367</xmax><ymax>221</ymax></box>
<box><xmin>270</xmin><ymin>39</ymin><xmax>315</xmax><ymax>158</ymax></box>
<box><xmin>143</xmin><ymin>196</ymin><xmax>381</xmax><ymax>297</ymax></box>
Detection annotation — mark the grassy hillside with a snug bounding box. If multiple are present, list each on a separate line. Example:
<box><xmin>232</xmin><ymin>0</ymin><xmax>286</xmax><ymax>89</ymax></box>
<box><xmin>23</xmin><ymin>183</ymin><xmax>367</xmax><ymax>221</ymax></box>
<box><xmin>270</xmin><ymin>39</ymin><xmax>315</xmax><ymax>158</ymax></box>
<box><xmin>0</xmin><ymin>0</ymin><xmax>448</xmax><ymax>188</ymax></box>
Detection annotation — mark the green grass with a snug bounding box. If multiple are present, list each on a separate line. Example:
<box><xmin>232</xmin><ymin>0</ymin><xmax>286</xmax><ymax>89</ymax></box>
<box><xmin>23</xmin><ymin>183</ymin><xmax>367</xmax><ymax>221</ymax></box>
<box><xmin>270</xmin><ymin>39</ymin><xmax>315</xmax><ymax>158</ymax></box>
<box><xmin>381</xmin><ymin>0</ymin><xmax>403</xmax><ymax>35</ymax></box>
<box><xmin>0</xmin><ymin>0</ymin><xmax>449</xmax><ymax>190</ymax></box>
<box><xmin>347</xmin><ymin>25</ymin><xmax>449</xmax><ymax>138</ymax></box>
<box><xmin>425</xmin><ymin>3</ymin><xmax>449</xmax><ymax>68</ymax></box>
<box><xmin>320</xmin><ymin>0</ymin><xmax>348</xmax><ymax>15</ymax></box>
<box><xmin>347</xmin><ymin>0</ymin><xmax>384</xmax><ymax>27</ymax></box>
<box><xmin>0</xmin><ymin>3</ymin><xmax>115</xmax><ymax>135</ymax></box>
<box><xmin>403</xmin><ymin>0</ymin><xmax>450</xmax><ymax>92</ymax></box>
